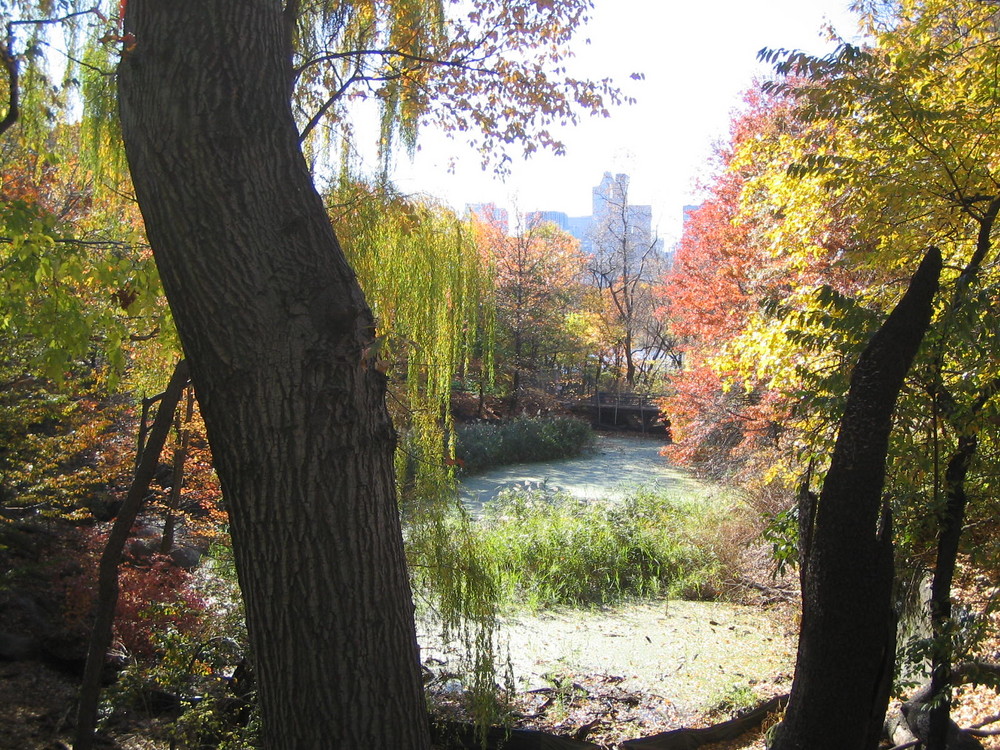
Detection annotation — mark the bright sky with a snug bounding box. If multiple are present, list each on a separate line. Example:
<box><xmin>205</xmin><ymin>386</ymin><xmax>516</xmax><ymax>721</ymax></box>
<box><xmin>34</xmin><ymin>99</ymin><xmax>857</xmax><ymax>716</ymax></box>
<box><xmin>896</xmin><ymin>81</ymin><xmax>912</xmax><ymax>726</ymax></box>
<box><xmin>391</xmin><ymin>0</ymin><xmax>864</xmax><ymax>244</ymax></box>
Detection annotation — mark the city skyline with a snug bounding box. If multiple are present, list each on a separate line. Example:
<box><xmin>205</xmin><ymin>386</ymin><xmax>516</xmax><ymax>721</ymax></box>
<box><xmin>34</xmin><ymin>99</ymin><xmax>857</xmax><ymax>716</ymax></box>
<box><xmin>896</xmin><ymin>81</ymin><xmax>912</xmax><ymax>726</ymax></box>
<box><xmin>470</xmin><ymin>171</ymin><xmax>669</xmax><ymax>260</ymax></box>
<box><xmin>391</xmin><ymin>0</ymin><xmax>864</xmax><ymax>245</ymax></box>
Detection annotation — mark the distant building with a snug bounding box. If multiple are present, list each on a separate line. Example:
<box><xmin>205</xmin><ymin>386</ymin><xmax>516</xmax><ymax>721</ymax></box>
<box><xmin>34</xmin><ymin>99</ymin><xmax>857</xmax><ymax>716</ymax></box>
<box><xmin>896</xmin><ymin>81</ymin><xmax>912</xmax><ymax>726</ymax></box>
<box><xmin>505</xmin><ymin>173</ymin><xmax>665</xmax><ymax>253</ymax></box>
<box><xmin>523</xmin><ymin>210</ymin><xmax>592</xmax><ymax>245</ymax></box>
<box><xmin>565</xmin><ymin>215</ymin><xmax>591</xmax><ymax>241</ymax></box>
<box><xmin>588</xmin><ymin>172</ymin><xmax>663</xmax><ymax>257</ymax></box>
<box><xmin>523</xmin><ymin>172</ymin><xmax>663</xmax><ymax>254</ymax></box>
<box><xmin>466</xmin><ymin>203</ymin><xmax>509</xmax><ymax>234</ymax></box>
<box><xmin>526</xmin><ymin>210</ymin><xmax>569</xmax><ymax>231</ymax></box>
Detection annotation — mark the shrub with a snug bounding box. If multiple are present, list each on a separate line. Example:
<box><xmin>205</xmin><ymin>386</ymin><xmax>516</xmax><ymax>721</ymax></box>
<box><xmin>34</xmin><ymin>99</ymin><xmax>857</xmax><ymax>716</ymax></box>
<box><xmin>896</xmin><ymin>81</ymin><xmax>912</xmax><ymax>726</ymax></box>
<box><xmin>707</xmin><ymin>683</ymin><xmax>760</xmax><ymax>718</ymax></box>
<box><xmin>61</xmin><ymin>530</ymin><xmax>207</xmax><ymax>659</ymax></box>
<box><xmin>455</xmin><ymin>416</ymin><xmax>593</xmax><ymax>475</ymax></box>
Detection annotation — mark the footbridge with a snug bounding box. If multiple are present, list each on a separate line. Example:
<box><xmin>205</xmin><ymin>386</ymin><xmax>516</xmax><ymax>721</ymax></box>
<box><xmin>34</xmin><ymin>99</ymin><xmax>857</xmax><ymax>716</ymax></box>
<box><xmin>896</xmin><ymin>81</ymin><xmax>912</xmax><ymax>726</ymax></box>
<box><xmin>565</xmin><ymin>391</ymin><xmax>670</xmax><ymax>436</ymax></box>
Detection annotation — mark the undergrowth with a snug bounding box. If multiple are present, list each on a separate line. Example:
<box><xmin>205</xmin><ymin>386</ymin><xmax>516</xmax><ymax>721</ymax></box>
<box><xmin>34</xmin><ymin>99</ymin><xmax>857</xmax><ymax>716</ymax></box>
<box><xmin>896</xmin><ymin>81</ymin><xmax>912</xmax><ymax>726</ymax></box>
<box><xmin>468</xmin><ymin>485</ymin><xmax>745</xmax><ymax>609</ymax></box>
<box><xmin>454</xmin><ymin>416</ymin><xmax>593</xmax><ymax>475</ymax></box>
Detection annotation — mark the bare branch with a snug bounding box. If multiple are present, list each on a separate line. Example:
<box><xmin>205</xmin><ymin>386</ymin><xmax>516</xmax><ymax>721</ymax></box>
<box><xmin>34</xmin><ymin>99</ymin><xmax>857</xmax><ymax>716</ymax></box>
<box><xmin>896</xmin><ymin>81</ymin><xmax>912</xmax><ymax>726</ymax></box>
<box><xmin>2</xmin><ymin>7</ymin><xmax>106</xmax><ymax>136</ymax></box>
<box><xmin>297</xmin><ymin>75</ymin><xmax>360</xmax><ymax>144</ymax></box>
<box><xmin>294</xmin><ymin>47</ymin><xmax>495</xmax><ymax>80</ymax></box>
<box><xmin>0</xmin><ymin>236</ymin><xmax>147</xmax><ymax>251</ymax></box>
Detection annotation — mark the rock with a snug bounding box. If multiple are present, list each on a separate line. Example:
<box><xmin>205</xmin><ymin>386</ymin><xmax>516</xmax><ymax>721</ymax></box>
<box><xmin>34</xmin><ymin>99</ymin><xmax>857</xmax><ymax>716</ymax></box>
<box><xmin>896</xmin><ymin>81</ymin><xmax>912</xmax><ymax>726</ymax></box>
<box><xmin>0</xmin><ymin>631</ymin><xmax>41</xmax><ymax>661</ymax></box>
<box><xmin>128</xmin><ymin>538</ymin><xmax>156</xmax><ymax>560</ymax></box>
<box><xmin>86</xmin><ymin>491</ymin><xmax>122</xmax><ymax>521</ymax></box>
<box><xmin>169</xmin><ymin>545</ymin><xmax>203</xmax><ymax>569</ymax></box>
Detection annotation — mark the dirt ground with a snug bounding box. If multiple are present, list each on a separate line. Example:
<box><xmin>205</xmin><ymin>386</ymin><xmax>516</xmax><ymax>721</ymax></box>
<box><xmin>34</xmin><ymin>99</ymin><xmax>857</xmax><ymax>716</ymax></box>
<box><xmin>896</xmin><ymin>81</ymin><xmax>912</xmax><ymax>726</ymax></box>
<box><xmin>5</xmin><ymin>595</ymin><xmax>1000</xmax><ymax>749</ymax></box>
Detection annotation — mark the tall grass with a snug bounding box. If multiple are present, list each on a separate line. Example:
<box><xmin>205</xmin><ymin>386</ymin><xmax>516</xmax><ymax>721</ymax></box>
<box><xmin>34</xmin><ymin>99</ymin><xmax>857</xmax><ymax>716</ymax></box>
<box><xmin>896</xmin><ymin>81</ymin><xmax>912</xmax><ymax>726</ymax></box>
<box><xmin>455</xmin><ymin>416</ymin><xmax>593</xmax><ymax>475</ymax></box>
<box><xmin>469</xmin><ymin>485</ymin><xmax>746</xmax><ymax>609</ymax></box>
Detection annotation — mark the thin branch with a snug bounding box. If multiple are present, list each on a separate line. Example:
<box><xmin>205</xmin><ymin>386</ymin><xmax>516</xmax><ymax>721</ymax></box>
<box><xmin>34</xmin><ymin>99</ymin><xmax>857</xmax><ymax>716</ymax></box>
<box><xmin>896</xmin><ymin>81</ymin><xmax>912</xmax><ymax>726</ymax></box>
<box><xmin>0</xmin><ymin>236</ymin><xmax>146</xmax><ymax>250</ymax></box>
<box><xmin>294</xmin><ymin>47</ymin><xmax>494</xmax><ymax>79</ymax></box>
<box><xmin>961</xmin><ymin>194</ymin><xmax>1000</xmax><ymax>285</ymax></box>
<box><xmin>967</xmin><ymin>727</ymin><xmax>1000</xmax><ymax>737</ymax></box>
<box><xmin>971</xmin><ymin>713</ymin><xmax>1000</xmax><ymax>729</ymax></box>
<box><xmin>0</xmin><ymin>33</ymin><xmax>17</xmax><ymax>136</ymax></box>
<box><xmin>2</xmin><ymin>7</ymin><xmax>105</xmax><ymax>136</ymax></box>
<box><xmin>297</xmin><ymin>76</ymin><xmax>360</xmax><ymax>144</ymax></box>
<box><xmin>7</xmin><ymin>8</ymin><xmax>103</xmax><ymax>31</ymax></box>
<box><xmin>129</xmin><ymin>328</ymin><xmax>161</xmax><ymax>343</ymax></box>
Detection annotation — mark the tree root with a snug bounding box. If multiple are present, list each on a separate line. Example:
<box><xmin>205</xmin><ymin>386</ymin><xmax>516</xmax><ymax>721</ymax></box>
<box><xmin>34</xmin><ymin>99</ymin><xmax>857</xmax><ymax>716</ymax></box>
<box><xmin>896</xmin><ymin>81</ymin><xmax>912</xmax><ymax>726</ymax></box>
<box><xmin>884</xmin><ymin>661</ymin><xmax>1000</xmax><ymax>750</ymax></box>
<box><xmin>620</xmin><ymin>694</ymin><xmax>788</xmax><ymax>749</ymax></box>
<box><xmin>429</xmin><ymin>719</ymin><xmax>601</xmax><ymax>749</ymax></box>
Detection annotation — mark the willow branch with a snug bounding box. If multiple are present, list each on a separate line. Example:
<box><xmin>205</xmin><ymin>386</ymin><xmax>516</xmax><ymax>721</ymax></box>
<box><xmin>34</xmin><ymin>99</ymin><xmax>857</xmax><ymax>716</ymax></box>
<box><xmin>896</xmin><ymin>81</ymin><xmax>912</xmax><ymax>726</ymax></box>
<box><xmin>2</xmin><ymin>8</ymin><xmax>104</xmax><ymax>136</ymax></box>
<box><xmin>1</xmin><ymin>27</ymin><xmax>18</xmax><ymax>136</ymax></box>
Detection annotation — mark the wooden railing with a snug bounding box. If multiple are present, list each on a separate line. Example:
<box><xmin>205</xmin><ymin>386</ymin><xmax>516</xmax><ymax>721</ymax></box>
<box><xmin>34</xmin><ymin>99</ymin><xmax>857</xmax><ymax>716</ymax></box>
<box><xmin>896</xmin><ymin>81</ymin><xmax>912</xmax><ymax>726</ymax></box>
<box><xmin>592</xmin><ymin>391</ymin><xmax>665</xmax><ymax>408</ymax></box>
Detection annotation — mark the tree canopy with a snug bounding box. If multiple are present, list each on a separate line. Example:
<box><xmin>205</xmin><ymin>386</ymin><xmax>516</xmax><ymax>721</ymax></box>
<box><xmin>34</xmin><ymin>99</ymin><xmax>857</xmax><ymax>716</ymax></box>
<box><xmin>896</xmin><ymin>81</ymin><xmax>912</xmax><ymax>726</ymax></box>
<box><xmin>658</xmin><ymin>0</ymin><xmax>1000</xmax><ymax>740</ymax></box>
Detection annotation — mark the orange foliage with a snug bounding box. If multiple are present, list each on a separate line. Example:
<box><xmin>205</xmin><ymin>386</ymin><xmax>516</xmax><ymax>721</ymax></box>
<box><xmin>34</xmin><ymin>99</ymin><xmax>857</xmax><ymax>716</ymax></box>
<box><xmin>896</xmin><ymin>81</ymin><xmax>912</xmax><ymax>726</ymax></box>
<box><xmin>657</xmin><ymin>91</ymin><xmax>802</xmax><ymax>475</ymax></box>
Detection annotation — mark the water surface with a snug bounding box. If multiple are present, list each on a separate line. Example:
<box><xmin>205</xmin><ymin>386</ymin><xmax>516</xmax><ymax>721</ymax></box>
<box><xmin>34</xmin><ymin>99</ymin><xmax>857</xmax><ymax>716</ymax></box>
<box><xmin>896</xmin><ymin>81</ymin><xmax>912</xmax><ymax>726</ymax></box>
<box><xmin>460</xmin><ymin>434</ymin><xmax>711</xmax><ymax>514</ymax></box>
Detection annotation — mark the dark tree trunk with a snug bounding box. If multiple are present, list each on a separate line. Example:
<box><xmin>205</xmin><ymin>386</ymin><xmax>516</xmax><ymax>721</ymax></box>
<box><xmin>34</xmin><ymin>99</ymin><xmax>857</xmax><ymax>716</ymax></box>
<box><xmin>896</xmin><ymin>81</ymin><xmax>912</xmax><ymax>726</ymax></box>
<box><xmin>76</xmin><ymin>359</ymin><xmax>190</xmax><ymax>750</ymax></box>
<box><xmin>624</xmin><ymin>328</ymin><xmax>636</xmax><ymax>387</ymax></box>
<box><xmin>926</xmin><ymin>433</ymin><xmax>978</xmax><ymax>749</ymax></box>
<box><xmin>159</xmin><ymin>385</ymin><xmax>193</xmax><ymax>554</ymax></box>
<box><xmin>773</xmin><ymin>247</ymin><xmax>941</xmax><ymax>750</ymax></box>
<box><xmin>508</xmin><ymin>367</ymin><xmax>522</xmax><ymax>417</ymax></box>
<box><xmin>117</xmin><ymin>3</ymin><xmax>430</xmax><ymax>748</ymax></box>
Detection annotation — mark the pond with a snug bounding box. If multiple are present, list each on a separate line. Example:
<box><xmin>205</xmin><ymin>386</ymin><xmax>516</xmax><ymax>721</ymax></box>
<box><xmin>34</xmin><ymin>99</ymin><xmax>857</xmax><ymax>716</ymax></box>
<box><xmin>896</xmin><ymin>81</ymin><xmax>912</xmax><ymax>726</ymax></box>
<box><xmin>459</xmin><ymin>433</ymin><xmax>715</xmax><ymax>514</ymax></box>
<box><xmin>432</xmin><ymin>433</ymin><xmax>796</xmax><ymax>722</ymax></box>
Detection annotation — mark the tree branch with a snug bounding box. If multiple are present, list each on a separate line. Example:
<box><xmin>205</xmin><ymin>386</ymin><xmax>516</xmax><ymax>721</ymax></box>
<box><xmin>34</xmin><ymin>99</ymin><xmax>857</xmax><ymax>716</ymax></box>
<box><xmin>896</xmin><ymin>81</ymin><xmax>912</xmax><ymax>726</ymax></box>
<box><xmin>0</xmin><ymin>32</ymin><xmax>18</xmax><ymax>137</ymax></box>
<box><xmin>961</xmin><ymin>194</ymin><xmax>1000</xmax><ymax>286</ymax></box>
<box><xmin>294</xmin><ymin>47</ymin><xmax>494</xmax><ymax>79</ymax></box>
<box><xmin>2</xmin><ymin>7</ymin><xmax>105</xmax><ymax>136</ymax></box>
<box><xmin>74</xmin><ymin>360</ymin><xmax>190</xmax><ymax>750</ymax></box>
<box><xmin>0</xmin><ymin>235</ymin><xmax>147</xmax><ymax>250</ymax></box>
<box><xmin>622</xmin><ymin>694</ymin><xmax>789</xmax><ymax>748</ymax></box>
<box><xmin>297</xmin><ymin>75</ymin><xmax>361</xmax><ymax>144</ymax></box>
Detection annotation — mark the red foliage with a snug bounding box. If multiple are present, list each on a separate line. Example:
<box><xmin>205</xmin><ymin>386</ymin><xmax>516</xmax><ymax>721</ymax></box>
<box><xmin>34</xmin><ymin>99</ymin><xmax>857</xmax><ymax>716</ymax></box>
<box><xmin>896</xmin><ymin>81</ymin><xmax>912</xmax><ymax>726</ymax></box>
<box><xmin>657</xmin><ymin>87</ymin><xmax>865</xmax><ymax>477</ymax></box>
<box><xmin>662</xmin><ymin>174</ymin><xmax>756</xmax><ymax>348</ymax></box>
<box><xmin>115</xmin><ymin>554</ymin><xmax>205</xmax><ymax>658</ymax></box>
<box><xmin>656</xmin><ymin>90</ymin><xmax>797</xmax><ymax>474</ymax></box>
<box><xmin>62</xmin><ymin>529</ymin><xmax>206</xmax><ymax>660</ymax></box>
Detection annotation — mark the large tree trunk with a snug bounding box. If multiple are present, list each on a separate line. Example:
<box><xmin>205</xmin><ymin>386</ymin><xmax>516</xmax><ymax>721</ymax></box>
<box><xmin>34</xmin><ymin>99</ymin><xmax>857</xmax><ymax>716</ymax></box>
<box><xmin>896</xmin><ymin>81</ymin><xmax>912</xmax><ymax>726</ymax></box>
<box><xmin>773</xmin><ymin>247</ymin><xmax>941</xmax><ymax>750</ymax></box>
<box><xmin>117</xmin><ymin>3</ymin><xmax>430</xmax><ymax>748</ymax></box>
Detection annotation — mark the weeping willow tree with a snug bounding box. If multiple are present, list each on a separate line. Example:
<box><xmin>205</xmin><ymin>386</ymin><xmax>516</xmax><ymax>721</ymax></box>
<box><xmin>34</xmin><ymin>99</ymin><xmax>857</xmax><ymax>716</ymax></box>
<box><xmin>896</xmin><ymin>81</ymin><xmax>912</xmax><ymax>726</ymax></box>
<box><xmin>331</xmin><ymin>181</ymin><xmax>509</xmax><ymax>721</ymax></box>
<box><xmin>331</xmin><ymin>184</ymin><xmax>484</xmax><ymax>493</ymax></box>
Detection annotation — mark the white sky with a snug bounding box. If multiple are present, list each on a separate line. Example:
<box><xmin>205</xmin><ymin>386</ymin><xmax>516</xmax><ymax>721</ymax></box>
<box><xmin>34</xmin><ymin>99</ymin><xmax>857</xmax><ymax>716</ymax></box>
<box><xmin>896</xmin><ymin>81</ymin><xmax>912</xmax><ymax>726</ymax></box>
<box><xmin>390</xmin><ymin>0</ymin><xmax>864</xmax><ymax>244</ymax></box>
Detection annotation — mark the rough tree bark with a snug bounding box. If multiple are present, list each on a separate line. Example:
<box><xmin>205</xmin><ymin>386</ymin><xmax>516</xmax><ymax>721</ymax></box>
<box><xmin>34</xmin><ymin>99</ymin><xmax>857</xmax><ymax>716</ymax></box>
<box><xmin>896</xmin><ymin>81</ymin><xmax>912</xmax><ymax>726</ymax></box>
<box><xmin>772</xmin><ymin>247</ymin><xmax>942</xmax><ymax>750</ymax></box>
<box><xmin>117</xmin><ymin>2</ymin><xmax>430</xmax><ymax>748</ymax></box>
